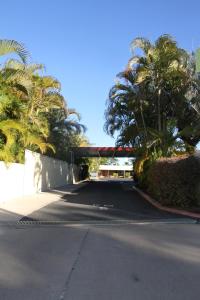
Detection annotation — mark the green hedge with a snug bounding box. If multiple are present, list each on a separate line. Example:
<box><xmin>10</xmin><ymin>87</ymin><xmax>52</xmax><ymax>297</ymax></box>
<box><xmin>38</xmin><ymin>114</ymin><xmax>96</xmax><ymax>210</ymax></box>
<box><xmin>146</xmin><ymin>155</ymin><xmax>200</xmax><ymax>208</ymax></box>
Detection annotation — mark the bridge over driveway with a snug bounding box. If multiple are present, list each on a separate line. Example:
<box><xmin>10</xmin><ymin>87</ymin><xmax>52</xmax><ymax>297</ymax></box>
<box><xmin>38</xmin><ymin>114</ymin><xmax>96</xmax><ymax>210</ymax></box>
<box><xmin>70</xmin><ymin>147</ymin><xmax>136</xmax><ymax>159</ymax></box>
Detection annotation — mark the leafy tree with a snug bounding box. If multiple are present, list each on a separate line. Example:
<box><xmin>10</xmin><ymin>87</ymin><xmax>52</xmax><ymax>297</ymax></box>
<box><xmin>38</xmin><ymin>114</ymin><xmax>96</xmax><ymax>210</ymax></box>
<box><xmin>105</xmin><ymin>34</ymin><xmax>200</xmax><ymax>177</ymax></box>
<box><xmin>46</xmin><ymin>108</ymin><xmax>86</xmax><ymax>161</ymax></box>
<box><xmin>88</xmin><ymin>157</ymin><xmax>113</xmax><ymax>172</ymax></box>
<box><xmin>0</xmin><ymin>60</ymin><xmax>65</xmax><ymax>161</ymax></box>
<box><xmin>0</xmin><ymin>40</ymin><xmax>86</xmax><ymax>163</ymax></box>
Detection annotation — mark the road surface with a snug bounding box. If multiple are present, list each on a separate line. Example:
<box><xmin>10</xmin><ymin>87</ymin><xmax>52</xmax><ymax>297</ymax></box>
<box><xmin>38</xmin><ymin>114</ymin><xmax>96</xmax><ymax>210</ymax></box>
<box><xmin>20</xmin><ymin>180</ymin><xmax>184</xmax><ymax>222</ymax></box>
<box><xmin>0</xmin><ymin>180</ymin><xmax>199</xmax><ymax>300</ymax></box>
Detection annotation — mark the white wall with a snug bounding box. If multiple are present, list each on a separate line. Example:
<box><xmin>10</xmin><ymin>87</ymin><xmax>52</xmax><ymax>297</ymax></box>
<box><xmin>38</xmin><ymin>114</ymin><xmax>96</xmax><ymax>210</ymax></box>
<box><xmin>0</xmin><ymin>161</ymin><xmax>24</xmax><ymax>202</ymax></box>
<box><xmin>0</xmin><ymin>150</ymin><xmax>79</xmax><ymax>203</ymax></box>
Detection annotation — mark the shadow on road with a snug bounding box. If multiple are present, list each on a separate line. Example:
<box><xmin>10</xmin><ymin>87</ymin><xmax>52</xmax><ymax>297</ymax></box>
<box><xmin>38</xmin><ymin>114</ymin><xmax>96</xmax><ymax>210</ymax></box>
<box><xmin>20</xmin><ymin>180</ymin><xmax>188</xmax><ymax>223</ymax></box>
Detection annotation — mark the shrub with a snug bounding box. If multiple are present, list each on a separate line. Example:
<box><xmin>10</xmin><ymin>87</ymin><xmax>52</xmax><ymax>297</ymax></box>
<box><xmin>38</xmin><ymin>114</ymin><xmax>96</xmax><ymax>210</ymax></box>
<box><xmin>146</xmin><ymin>155</ymin><xmax>200</xmax><ymax>208</ymax></box>
<box><xmin>113</xmin><ymin>173</ymin><xmax>118</xmax><ymax>178</ymax></box>
<box><xmin>125</xmin><ymin>172</ymin><xmax>131</xmax><ymax>178</ymax></box>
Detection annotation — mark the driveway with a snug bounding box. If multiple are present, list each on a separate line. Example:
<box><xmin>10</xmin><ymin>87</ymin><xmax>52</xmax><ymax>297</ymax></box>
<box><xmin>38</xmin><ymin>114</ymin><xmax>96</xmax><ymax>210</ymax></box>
<box><xmin>20</xmin><ymin>180</ymin><xmax>187</xmax><ymax>223</ymax></box>
<box><xmin>0</xmin><ymin>180</ymin><xmax>199</xmax><ymax>300</ymax></box>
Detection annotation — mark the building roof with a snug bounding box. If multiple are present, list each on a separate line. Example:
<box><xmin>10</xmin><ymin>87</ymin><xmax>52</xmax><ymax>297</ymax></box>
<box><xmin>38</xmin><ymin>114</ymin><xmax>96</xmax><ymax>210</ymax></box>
<box><xmin>99</xmin><ymin>165</ymin><xmax>133</xmax><ymax>171</ymax></box>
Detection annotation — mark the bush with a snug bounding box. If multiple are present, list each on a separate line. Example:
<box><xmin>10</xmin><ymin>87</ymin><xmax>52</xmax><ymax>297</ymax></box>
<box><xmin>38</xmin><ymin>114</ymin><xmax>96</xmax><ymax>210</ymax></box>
<box><xmin>113</xmin><ymin>173</ymin><xmax>118</xmax><ymax>178</ymax></box>
<box><xmin>125</xmin><ymin>172</ymin><xmax>131</xmax><ymax>178</ymax></box>
<box><xmin>146</xmin><ymin>155</ymin><xmax>200</xmax><ymax>208</ymax></box>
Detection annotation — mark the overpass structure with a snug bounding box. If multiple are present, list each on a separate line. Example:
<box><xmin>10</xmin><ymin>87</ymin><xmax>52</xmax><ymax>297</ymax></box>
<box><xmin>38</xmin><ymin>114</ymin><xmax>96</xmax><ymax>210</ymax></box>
<box><xmin>70</xmin><ymin>147</ymin><xmax>135</xmax><ymax>158</ymax></box>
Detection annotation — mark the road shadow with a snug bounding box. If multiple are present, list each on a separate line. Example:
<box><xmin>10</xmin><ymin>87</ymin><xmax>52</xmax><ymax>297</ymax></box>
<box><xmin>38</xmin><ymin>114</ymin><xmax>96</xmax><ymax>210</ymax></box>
<box><xmin>20</xmin><ymin>181</ymin><xmax>188</xmax><ymax>222</ymax></box>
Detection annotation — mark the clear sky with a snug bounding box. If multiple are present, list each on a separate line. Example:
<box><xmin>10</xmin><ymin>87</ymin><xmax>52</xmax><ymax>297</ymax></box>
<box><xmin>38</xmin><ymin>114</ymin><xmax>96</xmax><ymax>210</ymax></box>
<box><xmin>1</xmin><ymin>0</ymin><xmax>200</xmax><ymax>146</ymax></box>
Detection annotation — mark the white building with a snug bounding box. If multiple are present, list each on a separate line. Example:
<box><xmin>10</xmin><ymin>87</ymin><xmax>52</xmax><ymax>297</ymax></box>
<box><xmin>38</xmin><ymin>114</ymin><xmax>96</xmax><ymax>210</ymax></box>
<box><xmin>98</xmin><ymin>164</ymin><xmax>133</xmax><ymax>178</ymax></box>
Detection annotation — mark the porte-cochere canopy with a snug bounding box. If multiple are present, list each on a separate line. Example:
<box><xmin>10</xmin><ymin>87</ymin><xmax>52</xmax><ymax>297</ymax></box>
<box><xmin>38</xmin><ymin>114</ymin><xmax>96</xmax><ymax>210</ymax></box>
<box><xmin>70</xmin><ymin>147</ymin><xmax>135</xmax><ymax>158</ymax></box>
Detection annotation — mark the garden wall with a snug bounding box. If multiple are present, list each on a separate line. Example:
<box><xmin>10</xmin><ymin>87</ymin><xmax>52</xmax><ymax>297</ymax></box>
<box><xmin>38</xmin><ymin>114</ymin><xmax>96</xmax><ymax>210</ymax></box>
<box><xmin>0</xmin><ymin>150</ymin><xmax>79</xmax><ymax>203</ymax></box>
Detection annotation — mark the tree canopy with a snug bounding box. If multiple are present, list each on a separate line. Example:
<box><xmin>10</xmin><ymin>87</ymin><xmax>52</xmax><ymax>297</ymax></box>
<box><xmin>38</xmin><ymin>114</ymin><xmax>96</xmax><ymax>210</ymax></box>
<box><xmin>105</xmin><ymin>34</ymin><xmax>200</xmax><ymax>175</ymax></box>
<box><xmin>0</xmin><ymin>39</ymin><xmax>86</xmax><ymax>163</ymax></box>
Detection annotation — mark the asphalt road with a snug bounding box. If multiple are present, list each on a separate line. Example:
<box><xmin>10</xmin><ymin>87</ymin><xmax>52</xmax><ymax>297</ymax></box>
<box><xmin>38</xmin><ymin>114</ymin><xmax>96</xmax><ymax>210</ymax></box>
<box><xmin>0</xmin><ymin>180</ymin><xmax>200</xmax><ymax>300</ymax></box>
<box><xmin>20</xmin><ymin>180</ymin><xmax>185</xmax><ymax>222</ymax></box>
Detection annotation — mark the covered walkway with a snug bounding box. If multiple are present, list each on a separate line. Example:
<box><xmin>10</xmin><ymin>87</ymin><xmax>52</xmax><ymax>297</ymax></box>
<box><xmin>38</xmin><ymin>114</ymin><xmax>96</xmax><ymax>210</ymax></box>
<box><xmin>70</xmin><ymin>147</ymin><xmax>135</xmax><ymax>158</ymax></box>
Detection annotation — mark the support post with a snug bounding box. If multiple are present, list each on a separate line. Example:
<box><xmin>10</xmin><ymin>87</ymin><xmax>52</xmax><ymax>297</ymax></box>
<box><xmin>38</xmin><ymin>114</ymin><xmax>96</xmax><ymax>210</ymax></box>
<box><xmin>69</xmin><ymin>151</ymin><xmax>74</xmax><ymax>184</ymax></box>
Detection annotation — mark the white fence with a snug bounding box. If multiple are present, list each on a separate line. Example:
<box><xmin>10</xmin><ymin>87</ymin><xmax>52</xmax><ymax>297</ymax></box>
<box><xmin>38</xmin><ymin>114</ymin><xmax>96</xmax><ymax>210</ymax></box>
<box><xmin>0</xmin><ymin>150</ymin><xmax>79</xmax><ymax>203</ymax></box>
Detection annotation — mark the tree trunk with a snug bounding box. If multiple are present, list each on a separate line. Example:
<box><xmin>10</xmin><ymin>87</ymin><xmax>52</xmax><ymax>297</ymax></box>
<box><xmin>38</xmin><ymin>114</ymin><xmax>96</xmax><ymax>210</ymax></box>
<box><xmin>140</xmin><ymin>103</ymin><xmax>148</xmax><ymax>144</ymax></box>
<box><xmin>158</xmin><ymin>89</ymin><xmax>162</xmax><ymax>132</ymax></box>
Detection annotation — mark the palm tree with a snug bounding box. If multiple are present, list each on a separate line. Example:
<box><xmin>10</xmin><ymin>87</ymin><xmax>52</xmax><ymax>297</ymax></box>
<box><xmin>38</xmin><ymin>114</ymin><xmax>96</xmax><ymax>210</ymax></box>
<box><xmin>0</xmin><ymin>57</ymin><xmax>66</xmax><ymax>162</ymax></box>
<box><xmin>0</xmin><ymin>40</ymin><xmax>29</xmax><ymax>161</ymax></box>
<box><xmin>46</xmin><ymin>106</ymin><xmax>86</xmax><ymax>161</ymax></box>
<box><xmin>127</xmin><ymin>35</ymin><xmax>189</xmax><ymax>134</ymax></box>
<box><xmin>105</xmin><ymin>34</ymin><xmax>200</xmax><ymax>177</ymax></box>
<box><xmin>0</xmin><ymin>41</ymin><xmax>87</xmax><ymax>163</ymax></box>
<box><xmin>0</xmin><ymin>40</ymin><xmax>28</xmax><ymax>63</ymax></box>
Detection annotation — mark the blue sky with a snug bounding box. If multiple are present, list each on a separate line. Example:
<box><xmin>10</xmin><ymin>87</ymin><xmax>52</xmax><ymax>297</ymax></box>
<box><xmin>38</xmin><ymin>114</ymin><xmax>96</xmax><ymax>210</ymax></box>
<box><xmin>1</xmin><ymin>0</ymin><xmax>200</xmax><ymax>146</ymax></box>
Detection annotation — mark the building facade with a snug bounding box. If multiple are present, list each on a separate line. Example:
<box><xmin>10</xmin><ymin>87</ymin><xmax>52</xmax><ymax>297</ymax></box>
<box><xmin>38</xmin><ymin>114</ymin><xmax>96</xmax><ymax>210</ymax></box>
<box><xmin>98</xmin><ymin>164</ymin><xmax>133</xmax><ymax>178</ymax></box>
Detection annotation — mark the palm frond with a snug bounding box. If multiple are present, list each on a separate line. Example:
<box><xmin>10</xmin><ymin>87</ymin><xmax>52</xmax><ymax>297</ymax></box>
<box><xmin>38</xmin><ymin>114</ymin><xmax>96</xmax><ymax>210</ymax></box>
<box><xmin>0</xmin><ymin>40</ymin><xmax>29</xmax><ymax>63</ymax></box>
<box><xmin>130</xmin><ymin>37</ymin><xmax>151</xmax><ymax>54</ymax></box>
<box><xmin>4</xmin><ymin>59</ymin><xmax>44</xmax><ymax>74</ymax></box>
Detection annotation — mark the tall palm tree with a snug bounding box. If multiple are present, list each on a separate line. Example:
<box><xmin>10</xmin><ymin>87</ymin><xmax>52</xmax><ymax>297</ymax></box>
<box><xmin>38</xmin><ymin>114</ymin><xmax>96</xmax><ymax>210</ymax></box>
<box><xmin>0</xmin><ymin>41</ymin><xmax>87</xmax><ymax>163</ymax></box>
<box><xmin>127</xmin><ymin>35</ymin><xmax>189</xmax><ymax>134</ymax></box>
<box><xmin>46</xmin><ymin>106</ymin><xmax>86</xmax><ymax>161</ymax></box>
<box><xmin>105</xmin><ymin>34</ymin><xmax>200</xmax><ymax>176</ymax></box>
<box><xmin>0</xmin><ymin>57</ymin><xmax>66</xmax><ymax>162</ymax></box>
<box><xmin>0</xmin><ymin>40</ymin><xmax>29</xmax><ymax>161</ymax></box>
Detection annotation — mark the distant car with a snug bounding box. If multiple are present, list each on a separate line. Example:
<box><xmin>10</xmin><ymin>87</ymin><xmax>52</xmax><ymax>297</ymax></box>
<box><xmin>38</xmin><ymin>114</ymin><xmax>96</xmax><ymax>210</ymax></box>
<box><xmin>90</xmin><ymin>172</ymin><xmax>98</xmax><ymax>180</ymax></box>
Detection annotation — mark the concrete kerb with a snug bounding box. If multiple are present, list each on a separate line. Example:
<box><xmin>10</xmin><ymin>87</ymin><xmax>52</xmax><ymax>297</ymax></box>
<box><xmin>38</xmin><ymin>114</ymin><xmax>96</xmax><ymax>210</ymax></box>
<box><xmin>133</xmin><ymin>186</ymin><xmax>200</xmax><ymax>220</ymax></box>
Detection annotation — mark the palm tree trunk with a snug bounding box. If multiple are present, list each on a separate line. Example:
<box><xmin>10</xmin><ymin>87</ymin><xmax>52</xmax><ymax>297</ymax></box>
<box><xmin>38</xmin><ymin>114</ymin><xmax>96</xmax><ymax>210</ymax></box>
<box><xmin>140</xmin><ymin>103</ymin><xmax>148</xmax><ymax>144</ymax></box>
<box><xmin>158</xmin><ymin>89</ymin><xmax>162</xmax><ymax>132</ymax></box>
